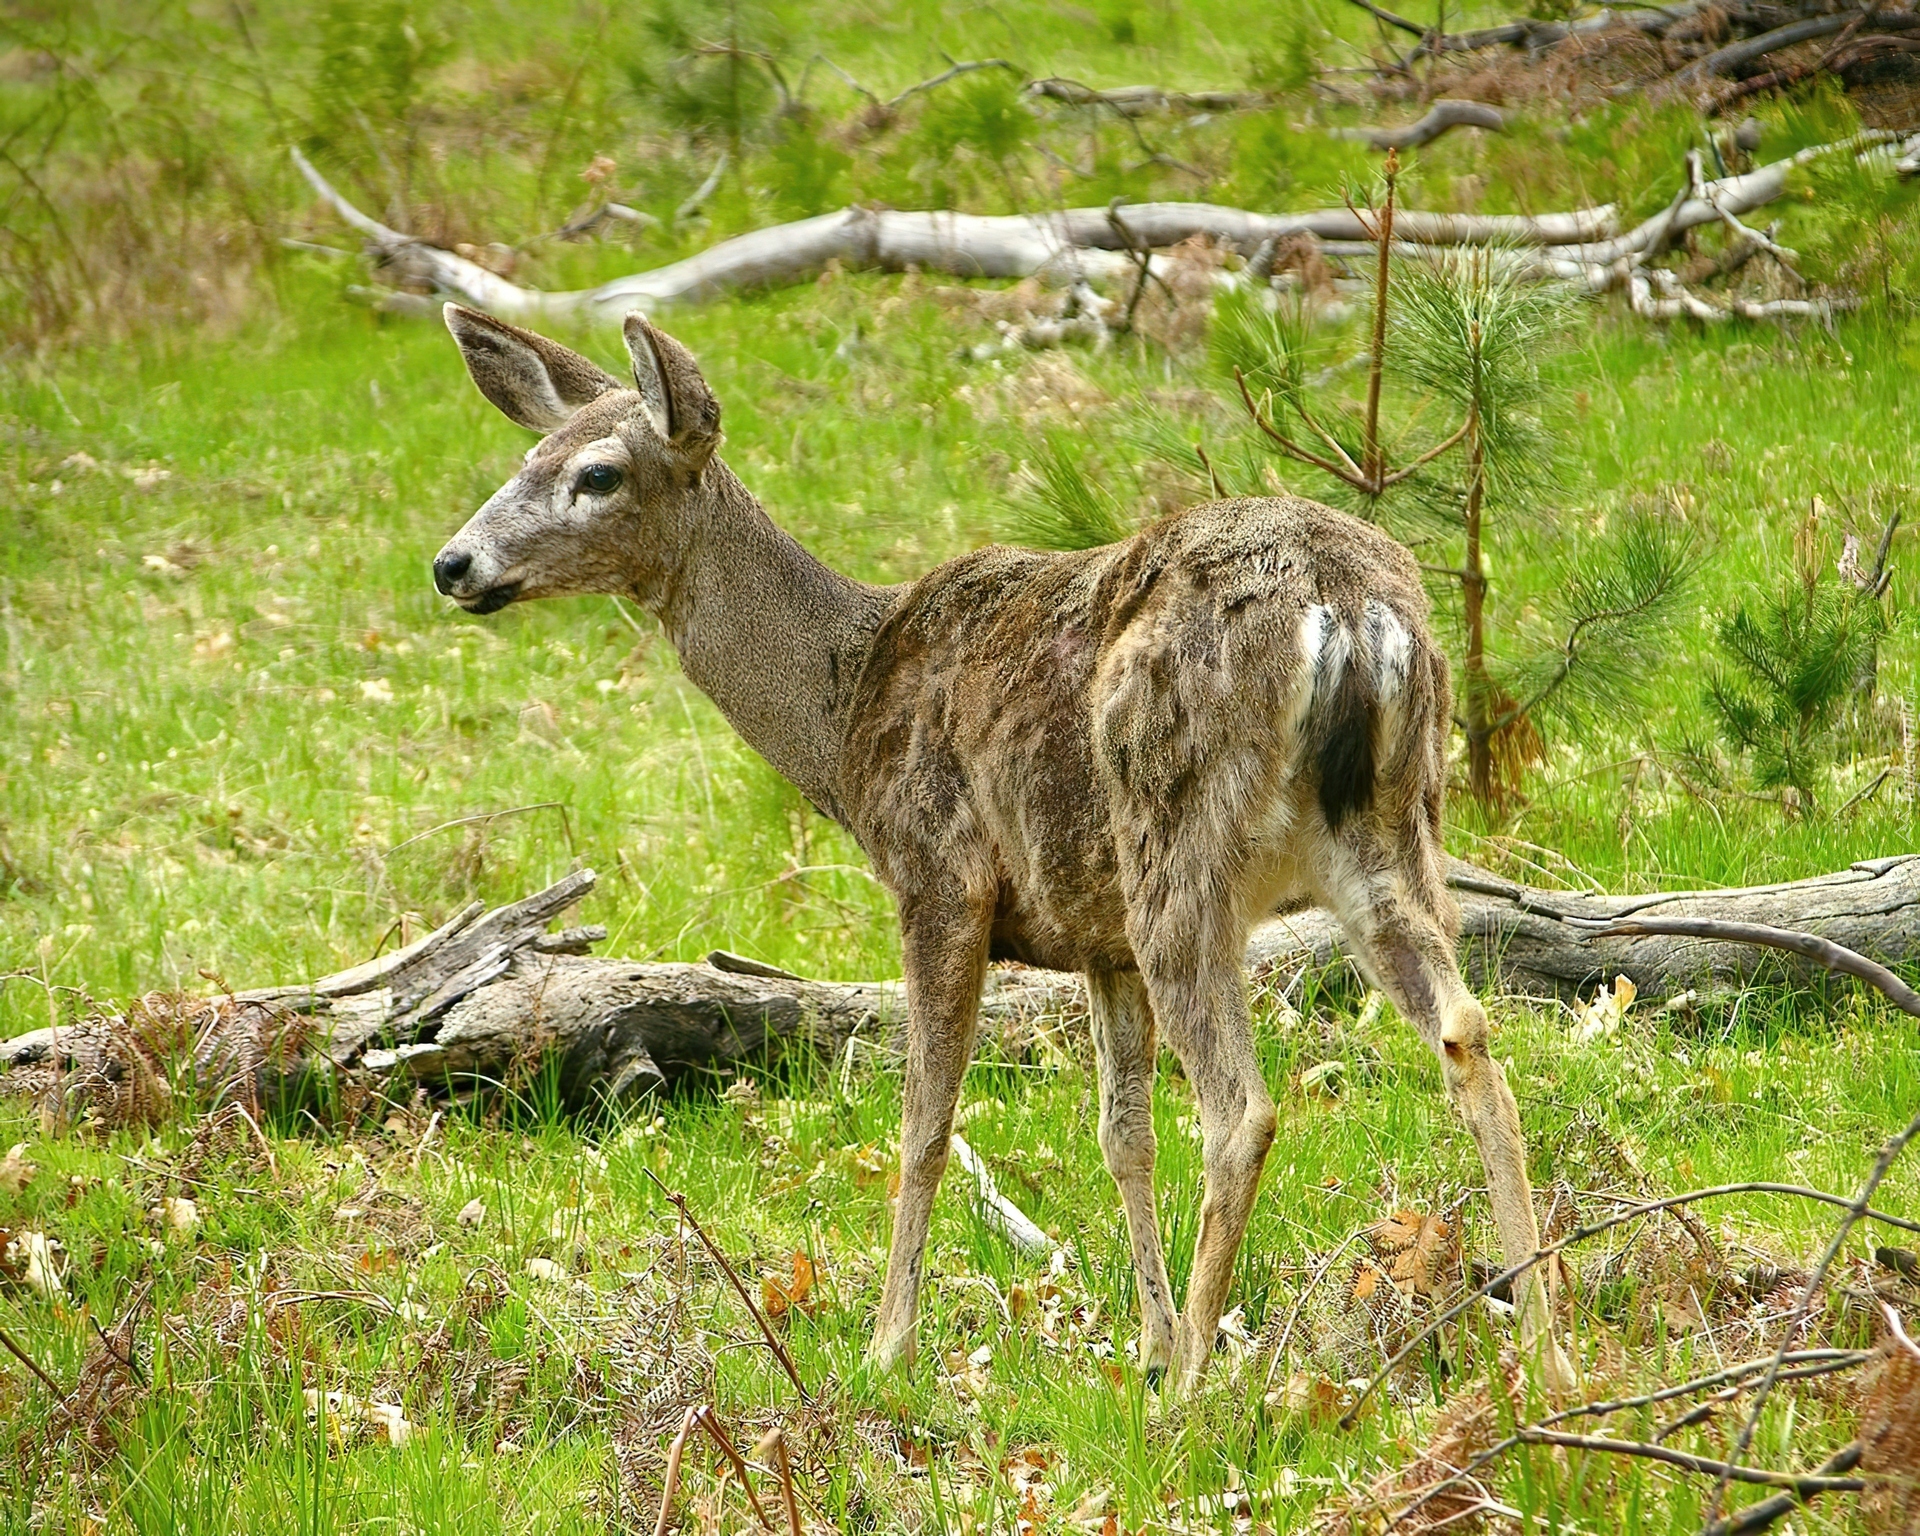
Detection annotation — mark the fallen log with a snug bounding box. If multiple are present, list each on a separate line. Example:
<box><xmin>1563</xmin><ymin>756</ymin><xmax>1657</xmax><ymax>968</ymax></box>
<box><xmin>294</xmin><ymin>131</ymin><xmax>1910</xmax><ymax>328</ymax></box>
<box><xmin>290</xmin><ymin>147</ymin><xmax>1617</xmax><ymax>323</ymax></box>
<box><xmin>4</xmin><ymin>857</ymin><xmax>1918</xmax><ymax>1117</ymax></box>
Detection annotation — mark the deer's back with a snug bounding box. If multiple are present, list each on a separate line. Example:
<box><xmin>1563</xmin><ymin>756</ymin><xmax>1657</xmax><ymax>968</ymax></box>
<box><xmin>839</xmin><ymin>497</ymin><xmax>1439</xmax><ymax>971</ymax></box>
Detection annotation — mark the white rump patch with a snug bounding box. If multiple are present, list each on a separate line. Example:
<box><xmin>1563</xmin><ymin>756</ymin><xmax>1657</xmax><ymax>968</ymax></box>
<box><xmin>1300</xmin><ymin>603</ymin><xmax>1350</xmax><ymax>693</ymax></box>
<box><xmin>1365</xmin><ymin>600</ymin><xmax>1413</xmax><ymax>699</ymax></box>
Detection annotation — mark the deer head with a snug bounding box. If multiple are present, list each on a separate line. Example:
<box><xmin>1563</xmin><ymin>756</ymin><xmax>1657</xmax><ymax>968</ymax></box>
<box><xmin>432</xmin><ymin>305</ymin><xmax>722</xmax><ymax>614</ymax></box>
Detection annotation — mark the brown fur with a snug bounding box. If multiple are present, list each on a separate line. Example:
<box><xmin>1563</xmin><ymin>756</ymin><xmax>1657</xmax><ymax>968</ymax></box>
<box><xmin>432</xmin><ymin>306</ymin><xmax>1574</xmax><ymax>1395</ymax></box>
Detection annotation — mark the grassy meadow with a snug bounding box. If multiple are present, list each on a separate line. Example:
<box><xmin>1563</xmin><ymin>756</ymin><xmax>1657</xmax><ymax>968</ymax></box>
<box><xmin>4</xmin><ymin>0</ymin><xmax>1920</xmax><ymax>1530</ymax></box>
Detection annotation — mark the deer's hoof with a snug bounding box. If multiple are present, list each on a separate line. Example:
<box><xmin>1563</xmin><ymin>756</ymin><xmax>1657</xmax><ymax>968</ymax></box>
<box><xmin>1139</xmin><ymin>1327</ymin><xmax>1174</xmax><ymax>1386</ymax></box>
<box><xmin>1539</xmin><ymin>1339</ymin><xmax>1579</xmax><ymax>1400</ymax></box>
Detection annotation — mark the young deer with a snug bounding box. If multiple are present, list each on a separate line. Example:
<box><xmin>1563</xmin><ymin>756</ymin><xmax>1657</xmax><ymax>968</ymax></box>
<box><xmin>432</xmin><ymin>304</ymin><xmax>1574</xmax><ymax>1396</ymax></box>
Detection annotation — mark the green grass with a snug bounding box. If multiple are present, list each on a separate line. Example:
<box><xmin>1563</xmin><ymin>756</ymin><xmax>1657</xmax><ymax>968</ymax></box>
<box><xmin>4</xmin><ymin>980</ymin><xmax>1917</xmax><ymax>1533</ymax></box>
<box><xmin>5</xmin><ymin>0</ymin><xmax>1920</xmax><ymax>1529</ymax></box>
<box><xmin>4</xmin><ymin>276</ymin><xmax>1919</xmax><ymax>1534</ymax></box>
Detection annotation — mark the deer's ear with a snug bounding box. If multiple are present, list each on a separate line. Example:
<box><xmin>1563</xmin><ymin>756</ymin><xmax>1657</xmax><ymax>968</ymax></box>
<box><xmin>444</xmin><ymin>305</ymin><xmax>622</xmax><ymax>433</ymax></box>
<box><xmin>624</xmin><ymin>313</ymin><xmax>721</xmax><ymax>463</ymax></box>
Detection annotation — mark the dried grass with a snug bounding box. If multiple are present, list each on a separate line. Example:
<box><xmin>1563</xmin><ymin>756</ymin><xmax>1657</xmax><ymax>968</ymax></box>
<box><xmin>1860</xmin><ymin>1328</ymin><xmax>1920</xmax><ymax>1532</ymax></box>
<box><xmin>1319</xmin><ymin>1362</ymin><xmax>1516</xmax><ymax>1534</ymax></box>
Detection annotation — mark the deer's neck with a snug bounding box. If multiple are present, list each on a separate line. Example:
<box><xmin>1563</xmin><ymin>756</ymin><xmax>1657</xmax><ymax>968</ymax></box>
<box><xmin>649</xmin><ymin>461</ymin><xmax>894</xmax><ymax>825</ymax></box>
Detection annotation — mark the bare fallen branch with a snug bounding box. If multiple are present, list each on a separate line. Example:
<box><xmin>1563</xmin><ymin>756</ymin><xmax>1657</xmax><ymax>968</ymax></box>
<box><xmin>1345</xmin><ymin>0</ymin><xmax>1712</xmax><ymax>61</ymax></box>
<box><xmin>291</xmin><ymin>145</ymin><xmax>1618</xmax><ymax>322</ymax></box>
<box><xmin>885</xmin><ymin>57</ymin><xmax>1023</xmax><ymax>110</ymax></box>
<box><xmin>1711</xmin><ymin>1104</ymin><xmax>1920</xmax><ymax>1522</ymax></box>
<box><xmin>1388</xmin><ymin>1352</ymin><xmax>1874</xmax><ymax>1530</ymax></box>
<box><xmin>1342</xmin><ymin>1178</ymin><xmax>1920</xmax><ymax>1430</ymax></box>
<box><xmin>1514</xmin><ymin>1429</ymin><xmax>1866</xmax><ymax>1494</ymax></box>
<box><xmin>297</xmin><ymin>132</ymin><xmax>1904</xmax><ymax>328</ymax></box>
<box><xmin>11</xmin><ymin>856</ymin><xmax>1920</xmax><ymax>1117</ymax></box>
<box><xmin>1025</xmin><ymin>77</ymin><xmax>1267</xmax><ymax>115</ymax></box>
<box><xmin>1573</xmin><ymin>912</ymin><xmax>1920</xmax><ymax>1015</ymax></box>
<box><xmin>1330</xmin><ymin>99</ymin><xmax>1506</xmax><ymax>151</ymax></box>
<box><xmin>951</xmin><ymin>1133</ymin><xmax>1059</xmax><ymax>1257</ymax></box>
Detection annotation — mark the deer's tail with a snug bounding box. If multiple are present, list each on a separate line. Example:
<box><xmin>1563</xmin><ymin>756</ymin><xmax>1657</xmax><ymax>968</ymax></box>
<box><xmin>1301</xmin><ymin>599</ymin><xmax>1420</xmax><ymax>832</ymax></box>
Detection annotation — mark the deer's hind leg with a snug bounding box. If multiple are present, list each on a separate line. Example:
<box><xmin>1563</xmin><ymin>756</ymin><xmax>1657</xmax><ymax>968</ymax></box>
<box><xmin>1316</xmin><ymin>842</ymin><xmax>1577</xmax><ymax>1396</ymax></box>
<box><xmin>869</xmin><ymin>891</ymin><xmax>992</xmax><ymax>1374</ymax></box>
<box><xmin>1086</xmin><ymin>967</ymin><xmax>1177</xmax><ymax>1380</ymax></box>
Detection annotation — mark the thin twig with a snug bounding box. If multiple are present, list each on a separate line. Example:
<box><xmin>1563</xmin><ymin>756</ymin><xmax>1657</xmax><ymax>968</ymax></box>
<box><xmin>1103</xmin><ymin>201</ymin><xmax>1160</xmax><ymax>333</ymax></box>
<box><xmin>653</xmin><ymin>1407</ymin><xmax>698</xmax><ymax>1536</ymax></box>
<box><xmin>90</xmin><ymin>1314</ymin><xmax>147</xmax><ymax>1387</ymax></box>
<box><xmin>1699</xmin><ymin>1443</ymin><xmax>1865</xmax><ymax>1536</ymax></box>
<box><xmin>696</xmin><ymin>1406</ymin><xmax>776</xmax><ymax>1530</ymax></box>
<box><xmin>645</xmin><ymin>1167</ymin><xmax>812</xmax><ymax>1402</ymax></box>
<box><xmin>756</xmin><ymin>1428</ymin><xmax>805</xmax><ymax>1536</ymax></box>
<box><xmin>1839</xmin><ymin>766</ymin><xmax>1894</xmax><ymax>817</ymax></box>
<box><xmin>674</xmin><ymin>153</ymin><xmax>731</xmax><ymax>223</ymax></box>
<box><xmin>1235</xmin><ymin>369</ymin><xmax>1370</xmax><ymax>487</ymax></box>
<box><xmin>1265</xmin><ymin>1232</ymin><xmax>1365</xmax><ymax>1389</ymax></box>
<box><xmin>884</xmin><ymin>58</ymin><xmax>1023</xmax><ymax>110</ymax></box>
<box><xmin>0</xmin><ymin>1323</ymin><xmax>61</xmax><ymax>1396</ymax></box>
<box><xmin>230</xmin><ymin>1100</ymin><xmax>280</xmax><ymax>1178</ymax></box>
<box><xmin>411</xmin><ymin>1107</ymin><xmax>443</xmax><ymax>1174</ymax></box>
<box><xmin>384</xmin><ymin>801</ymin><xmax>576</xmax><ymax>858</ymax></box>
<box><xmin>1514</xmin><ymin>1429</ymin><xmax>1865</xmax><ymax>1493</ymax></box>
<box><xmin>1343</xmin><ymin>0</ymin><xmax>1433</xmax><ymax>42</ymax></box>
<box><xmin>1387</xmin><ymin>1351</ymin><xmax>1871</xmax><ymax>1530</ymax></box>
<box><xmin>1376</xmin><ymin>417</ymin><xmax>1473</xmax><ymax>487</ymax></box>
<box><xmin>1652</xmin><ymin>1355</ymin><xmax>1864</xmax><ymax>1441</ymax></box>
<box><xmin>1194</xmin><ymin>442</ymin><xmax>1227</xmax><ymax>498</ymax></box>
<box><xmin>813</xmin><ymin>52</ymin><xmax>879</xmax><ymax>106</ymax></box>
<box><xmin>1360</xmin><ymin>148</ymin><xmax>1399</xmax><ymax>490</ymax></box>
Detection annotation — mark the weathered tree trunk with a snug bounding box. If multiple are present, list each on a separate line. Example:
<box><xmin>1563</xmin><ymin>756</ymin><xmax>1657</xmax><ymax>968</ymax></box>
<box><xmin>5</xmin><ymin>857</ymin><xmax>1918</xmax><ymax>1117</ymax></box>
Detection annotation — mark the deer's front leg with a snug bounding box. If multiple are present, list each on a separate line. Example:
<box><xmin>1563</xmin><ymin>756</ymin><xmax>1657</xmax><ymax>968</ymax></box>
<box><xmin>868</xmin><ymin>894</ymin><xmax>992</xmax><ymax>1374</ymax></box>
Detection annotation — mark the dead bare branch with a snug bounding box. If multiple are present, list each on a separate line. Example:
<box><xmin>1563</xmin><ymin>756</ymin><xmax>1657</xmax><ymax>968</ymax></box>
<box><xmin>645</xmin><ymin>1169</ymin><xmax>813</xmax><ymax>1404</ymax></box>
<box><xmin>884</xmin><ymin>57</ymin><xmax>1023</xmax><ymax>111</ymax></box>
<box><xmin>1330</xmin><ymin>99</ymin><xmax>1506</xmax><ymax>152</ymax></box>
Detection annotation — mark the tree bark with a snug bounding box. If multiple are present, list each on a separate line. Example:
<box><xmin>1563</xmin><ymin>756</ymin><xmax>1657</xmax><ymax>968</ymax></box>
<box><xmin>6</xmin><ymin>857</ymin><xmax>1919</xmax><ymax>1117</ymax></box>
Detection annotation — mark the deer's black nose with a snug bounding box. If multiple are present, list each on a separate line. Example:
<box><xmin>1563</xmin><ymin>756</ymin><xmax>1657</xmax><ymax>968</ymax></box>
<box><xmin>433</xmin><ymin>550</ymin><xmax>472</xmax><ymax>595</ymax></box>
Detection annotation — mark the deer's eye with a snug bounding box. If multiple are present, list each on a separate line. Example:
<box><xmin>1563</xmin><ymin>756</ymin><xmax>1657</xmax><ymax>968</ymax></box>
<box><xmin>577</xmin><ymin>464</ymin><xmax>623</xmax><ymax>496</ymax></box>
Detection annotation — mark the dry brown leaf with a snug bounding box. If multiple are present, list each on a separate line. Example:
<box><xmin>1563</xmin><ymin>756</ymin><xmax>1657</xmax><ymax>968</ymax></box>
<box><xmin>0</xmin><ymin>1144</ymin><xmax>36</xmax><ymax>1195</ymax></box>
<box><xmin>760</xmin><ymin>1249</ymin><xmax>821</xmax><ymax>1324</ymax></box>
<box><xmin>845</xmin><ymin>1141</ymin><xmax>889</xmax><ymax>1187</ymax></box>
<box><xmin>1266</xmin><ymin>1371</ymin><xmax>1352</xmax><ymax>1424</ymax></box>
<box><xmin>1370</xmin><ymin>1210</ymin><xmax>1455</xmax><ymax>1298</ymax></box>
